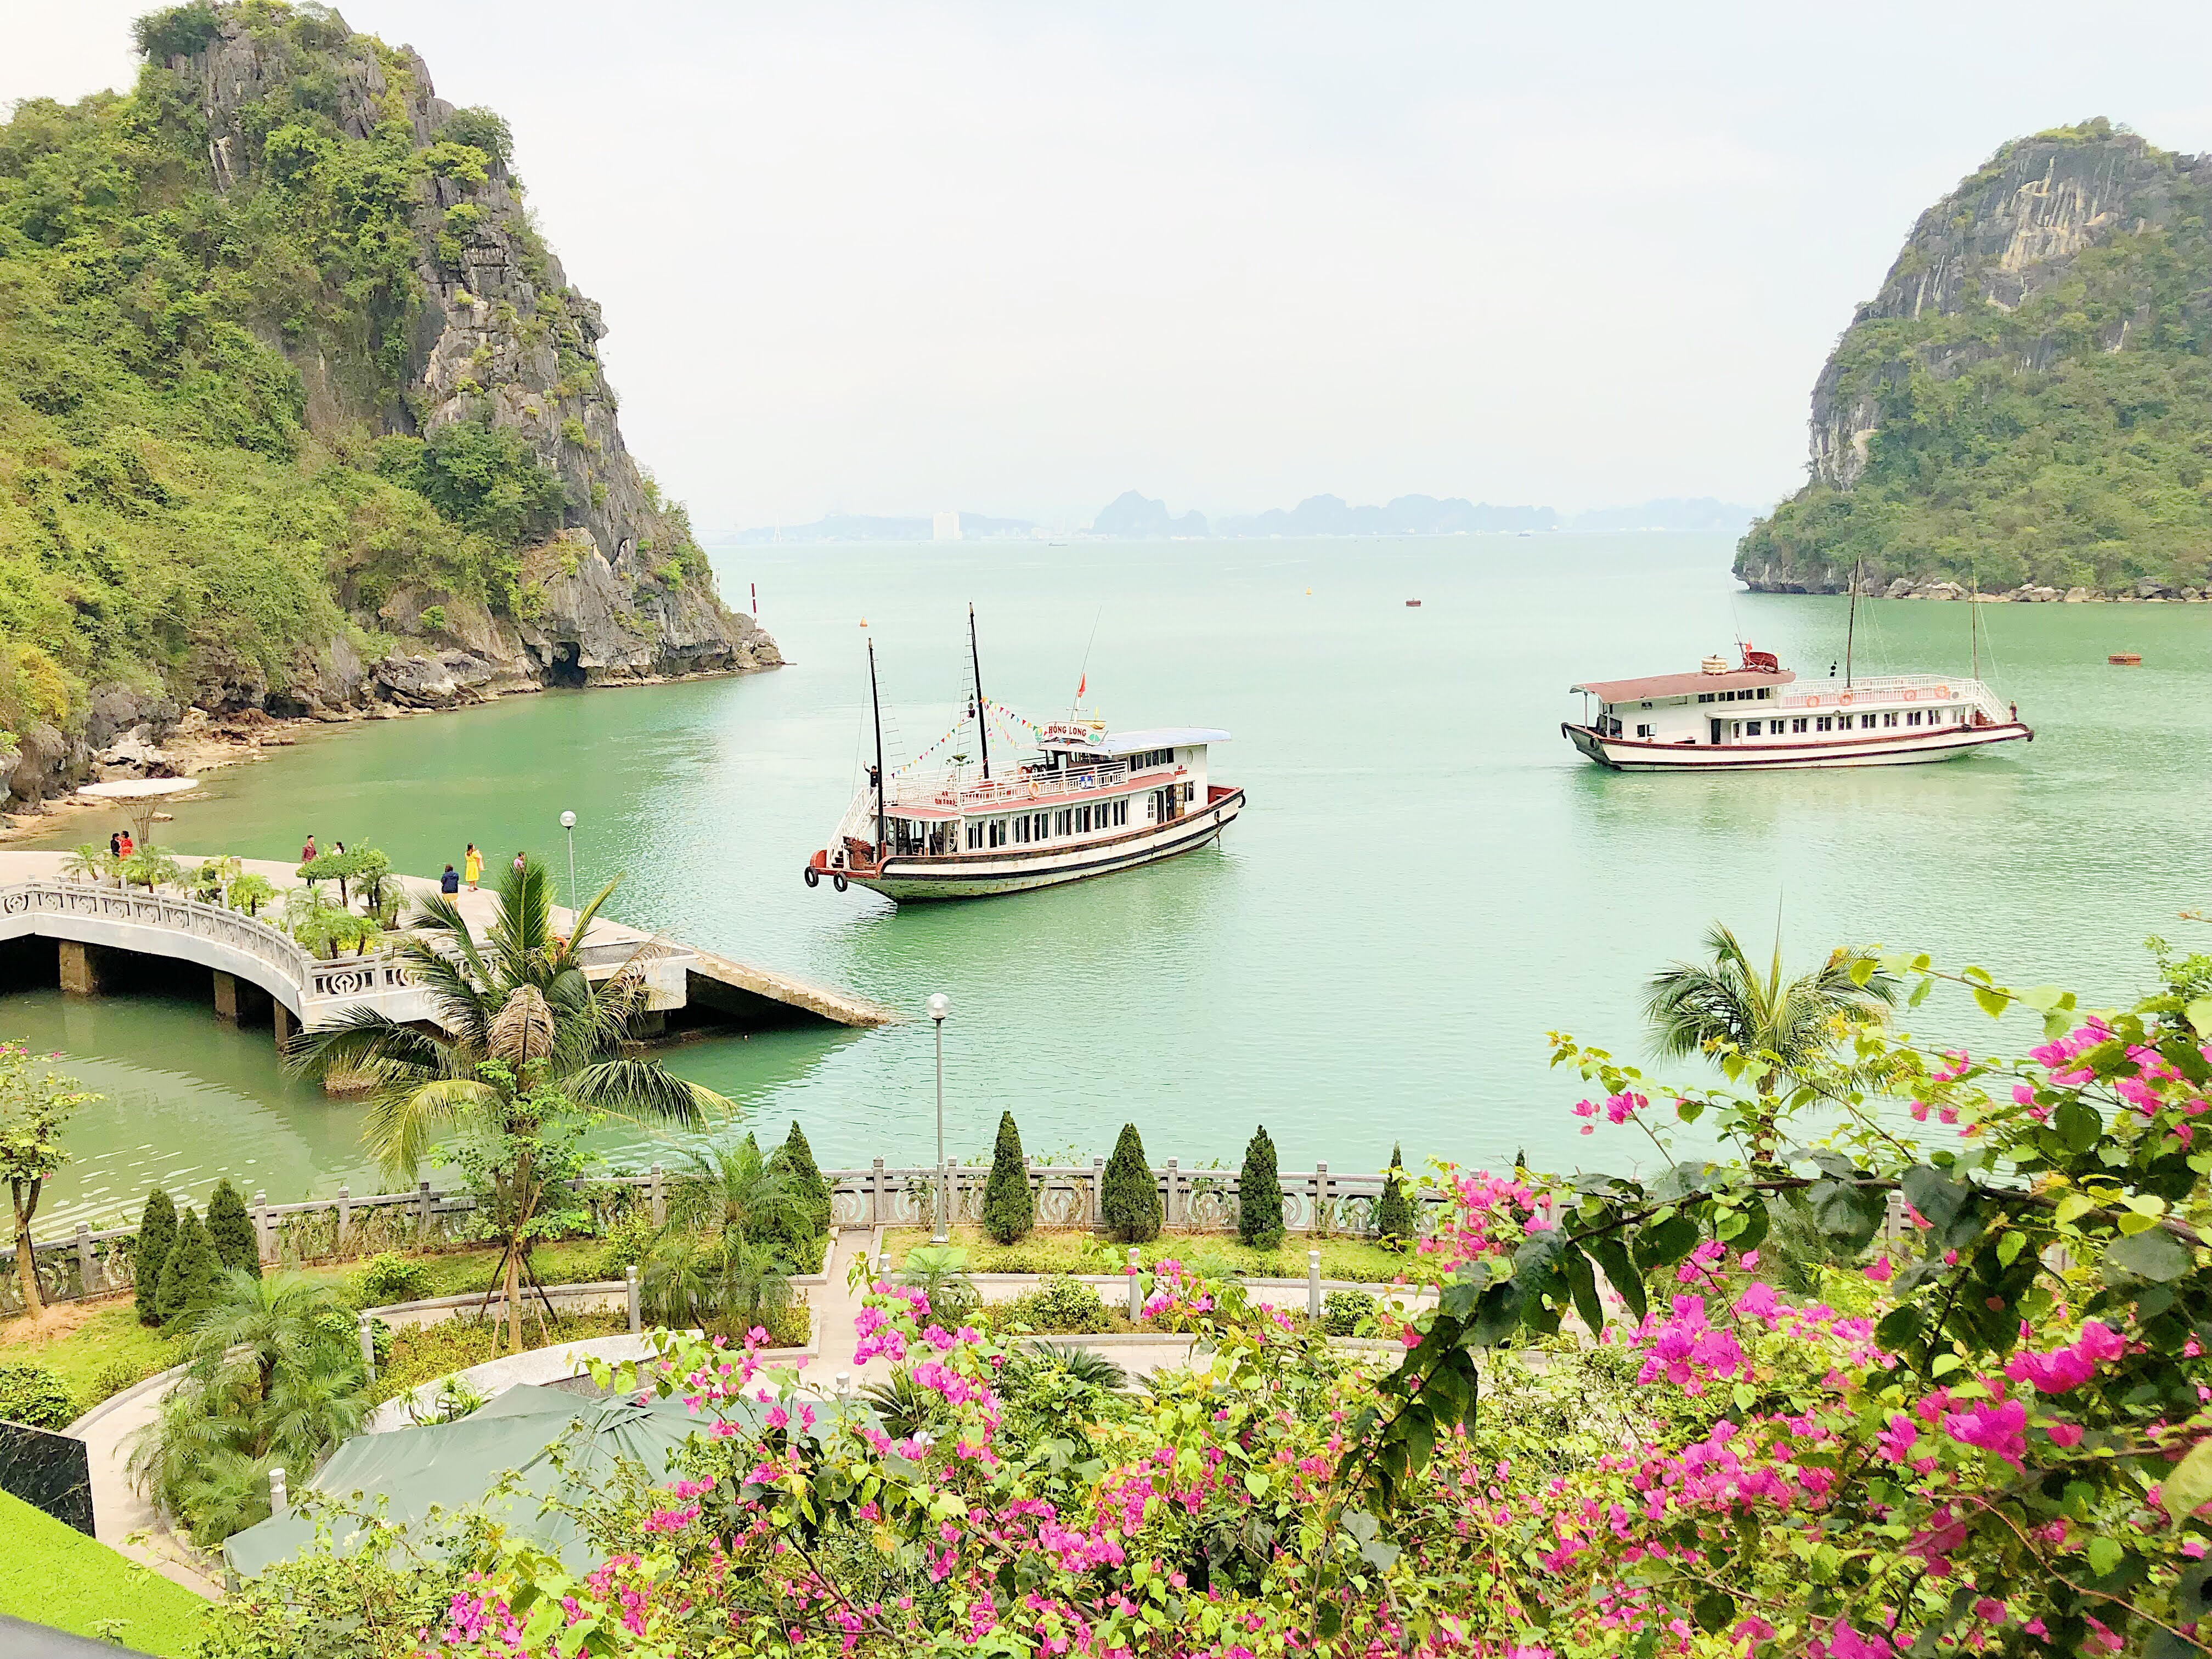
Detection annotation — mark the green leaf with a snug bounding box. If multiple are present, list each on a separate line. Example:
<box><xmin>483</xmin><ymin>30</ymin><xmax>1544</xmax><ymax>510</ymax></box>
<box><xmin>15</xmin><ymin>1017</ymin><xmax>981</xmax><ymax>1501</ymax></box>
<box><xmin>1971</xmin><ymin>985</ymin><xmax>2008</xmax><ymax>1018</ymax></box>
<box><xmin>2187</xmin><ymin>997</ymin><xmax>2212</xmax><ymax>1039</ymax></box>
<box><xmin>1692</xmin><ymin>1589</ymin><xmax>1736</xmax><ymax>1633</ymax></box>
<box><xmin>1244</xmin><ymin>1470</ymin><xmax>1268</xmax><ymax>1498</ymax></box>
<box><xmin>2163</xmin><ymin>1438</ymin><xmax>2212</xmax><ymax>1526</ymax></box>
<box><xmin>2018</xmin><ymin>985</ymin><xmax>2066</xmax><ymax>1013</ymax></box>
<box><xmin>1908</xmin><ymin>976</ymin><xmax>1934</xmax><ymax>1009</ymax></box>
<box><xmin>2086</xmin><ymin>1535</ymin><xmax>2124</xmax><ymax>1577</ymax></box>
<box><xmin>2053</xmin><ymin>1192</ymin><xmax>2095</xmax><ymax>1228</ymax></box>
<box><xmin>2055</xmin><ymin>1098</ymin><xmax>2102</xmax><ymax>1154</ymax></box>
<box><xmin>2106</xmin><ymin>1228</ymin><xmax>2192</xmax><ymax>1284</ymax></box>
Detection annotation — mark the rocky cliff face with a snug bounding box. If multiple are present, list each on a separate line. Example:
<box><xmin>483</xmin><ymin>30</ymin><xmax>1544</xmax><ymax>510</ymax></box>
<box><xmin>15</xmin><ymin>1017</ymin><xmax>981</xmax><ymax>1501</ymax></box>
<box><xmin>1</xmin><ymin>4</ymin><xmax>778</xmax><ymax>812</ymax></box>
<box><xmin>1737</xmin><ymin>120</ymin><xmax>2212</xmax><ymax>599</ymax></box>
<box><xmin>180</xmin><ymin>10</ymin><xmax>778</xmax><ymax>699</ymax></box>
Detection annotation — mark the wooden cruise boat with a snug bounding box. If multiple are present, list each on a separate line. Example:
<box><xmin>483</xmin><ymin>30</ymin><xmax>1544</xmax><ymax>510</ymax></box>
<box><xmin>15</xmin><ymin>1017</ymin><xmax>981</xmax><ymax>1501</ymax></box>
<box><xmin>1562</xmin><ymin>647</ymin><xmax>2031</xmax><ymax>771</ymax></box>
<box><xmin>805</xmin><ymin>612</ymin><xmax>1244</xmax><ymax>901</ymax></box>
<box><xmin>1565</xmin><ymin>562</ymin><xmax>2032</xmax><ymax>772</ymax></box>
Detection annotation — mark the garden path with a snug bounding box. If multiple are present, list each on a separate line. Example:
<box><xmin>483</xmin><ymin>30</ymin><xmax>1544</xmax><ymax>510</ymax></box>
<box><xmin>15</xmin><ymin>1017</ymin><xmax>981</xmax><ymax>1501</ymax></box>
<box><xmin>71</xmin><ymin>1377</ymin><xmax>222</xmax><ymax>1597</ymax></box>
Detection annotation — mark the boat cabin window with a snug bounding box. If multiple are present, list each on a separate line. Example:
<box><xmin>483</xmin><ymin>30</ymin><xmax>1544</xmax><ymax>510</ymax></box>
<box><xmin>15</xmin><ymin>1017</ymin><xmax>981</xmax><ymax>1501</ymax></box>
<box><xmin>1054</xmin><ymin>809</ymin><xmax>1071</xmax><ymax>836</ymax></box>
<box><xmin>1743</xmin><ymin>720</ymin><xmax>1760</xmax><ymax>736</ymax></box>
<box><xmin>1697</xmin><ymin>692</ymin><xmax>1715</xmax><ymax>703</ymax></box>
<box><xmin>1790</xmin><ymin>718</ymin><xmax>1807</xmax><ymax>733</ymax></box>
<box><xmin>1816</xmin><ymin>716</ymin><xmax>1832</xmax><ymax>731</ymax></box>
<box><xmin>1883</xmin><ymin>712</ymin><xmax>1898</xmax><ymax>727</ymax></box>
<box><xmin>1859</xmin><ymin>713</ymin><xmax>1876</xmax><ymax>729</ymax></box>
<box><xmin>1635</xmin><ymin>723</ymin><xmax>1654</xmax><ymax>738</ymax></box>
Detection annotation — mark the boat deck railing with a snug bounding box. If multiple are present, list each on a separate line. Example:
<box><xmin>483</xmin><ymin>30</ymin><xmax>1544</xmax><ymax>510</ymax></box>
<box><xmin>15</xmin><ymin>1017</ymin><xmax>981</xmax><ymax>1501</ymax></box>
<box><xmin>1773</xmin><ymin>674</ymin><xmax>2008</xmax><ymax>720</ymax></box>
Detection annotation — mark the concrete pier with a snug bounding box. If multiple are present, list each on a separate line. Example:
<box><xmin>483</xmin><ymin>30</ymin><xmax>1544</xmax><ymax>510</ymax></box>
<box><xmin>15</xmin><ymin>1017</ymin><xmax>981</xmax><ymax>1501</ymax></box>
<box><xmin>0</xmin><ymin>849</ymin><xmax>890</xmax><ymax>1034</ymax></box>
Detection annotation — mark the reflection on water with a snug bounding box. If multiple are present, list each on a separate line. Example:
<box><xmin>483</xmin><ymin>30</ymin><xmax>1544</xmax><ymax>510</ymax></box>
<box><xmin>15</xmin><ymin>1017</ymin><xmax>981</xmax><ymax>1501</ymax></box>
<box><xmin>10</xmin><ymin>534</ymin><xmax>2209</xmax><ymax>1198</ymax></box>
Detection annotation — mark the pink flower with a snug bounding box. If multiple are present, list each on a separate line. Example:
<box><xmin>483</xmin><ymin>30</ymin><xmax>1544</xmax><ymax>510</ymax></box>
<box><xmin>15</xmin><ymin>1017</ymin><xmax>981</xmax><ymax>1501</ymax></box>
<box><xmin>1942</xmin><ymin>1398</ymin><xmax>2027</xmax><ymax>1468</ymax></box>
<box><xmin>1863</xmin><ymin>1256</ymin><xmax>1894</xmax><ymax>1284</ymax></box>
<box><xmin>2046</xmin><ymin>1422</ymin><xmax>2084</xmax><ymax>1449</ymax></box>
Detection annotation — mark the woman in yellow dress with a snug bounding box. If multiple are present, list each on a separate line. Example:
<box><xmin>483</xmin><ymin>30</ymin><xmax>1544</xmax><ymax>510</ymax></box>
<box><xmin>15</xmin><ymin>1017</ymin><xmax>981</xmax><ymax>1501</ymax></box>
<box><xmin>463</xmin><ymin>843</ymin><xmax>482</xmax><ymax>891</ymax></box>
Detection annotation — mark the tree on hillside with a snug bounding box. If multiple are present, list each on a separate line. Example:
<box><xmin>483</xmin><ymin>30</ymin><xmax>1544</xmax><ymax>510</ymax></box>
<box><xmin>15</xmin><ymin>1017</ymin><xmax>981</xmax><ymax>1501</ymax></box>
<box><xmin>1102</xmin><ymin>1124</ymin><xmax>1160</xmax><ymax>1244</ymax></box>
<box><xmin>1238</xmin><ymin>1126</ymin><xmax>1283</xmax><ymax>1249</ymax></box>
<box><xmin>0</xmin><ymin>1042</ymin><xmax>96</xmax><ymax>1317</ymax></box>
<box><xmin>980</xmin><ymin>1112</ymin><xmax>1034</xmax><ymax>1245</ymax></box>
<box><xmin>289</xmin><ymin>857</ymin><xmax>726</xmax><ymax>1352</ymax></box>
<box><xmin>133</xmin><ymin>1187</ymin><xmax>177</xmax><ymax>1327</ymax></box>
<box><xmin>1643</xmin><ymin>921</ymin><xmax>1897</xmax><ymax>1166</ymax></box>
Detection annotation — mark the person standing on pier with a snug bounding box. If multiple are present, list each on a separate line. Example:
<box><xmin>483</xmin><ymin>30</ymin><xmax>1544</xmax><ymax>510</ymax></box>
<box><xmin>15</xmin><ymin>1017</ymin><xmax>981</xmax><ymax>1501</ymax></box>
<box><xmin>464</xmin><ymin>843</ymin><xmax>482</xmax><ymax>891</ymax></box>
<box><xmin>441</xmin><ymin>864</ymin><xmax>460</xmax><ymax>896</ymax></box>
<box><xmin>301</xmin><ymin>833</ymin><xmax>317</xmax><ymax>863</ymax></box>
<box><xmin>512</xmin><ymin>850</ymin><xmax>526</xmax><ymax>877</ymax></box>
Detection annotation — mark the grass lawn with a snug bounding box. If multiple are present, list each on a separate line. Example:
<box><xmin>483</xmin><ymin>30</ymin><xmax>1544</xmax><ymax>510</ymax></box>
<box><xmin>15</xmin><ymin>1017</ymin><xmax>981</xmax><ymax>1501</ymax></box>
<box><xmin>0</xmin><ymin>1237</ymin><xmax>624</xmax><ymax>1418</ymax></box>
<box><xmin>883</xmin><ymin>1227</ymin><xmax>1419</xmax><ymax>1284</ymax></box>
<box><xmin>0</xmin><ymin>1489</ymin><xmax>209</xmax><ymax>1655</ymax></box>
<box><xmin>370</xmin><ymin>1308</ymin><xmax>633</xmax><ymax>1406</ymax></box>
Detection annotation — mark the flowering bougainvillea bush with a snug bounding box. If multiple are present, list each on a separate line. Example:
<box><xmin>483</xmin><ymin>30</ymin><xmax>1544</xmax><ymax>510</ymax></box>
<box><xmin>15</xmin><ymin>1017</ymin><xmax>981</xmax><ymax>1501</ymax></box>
<box><xmin>198</xmin><ymin>940</ymin><xmax>2212</xmax><ymax>1657</ymax></box>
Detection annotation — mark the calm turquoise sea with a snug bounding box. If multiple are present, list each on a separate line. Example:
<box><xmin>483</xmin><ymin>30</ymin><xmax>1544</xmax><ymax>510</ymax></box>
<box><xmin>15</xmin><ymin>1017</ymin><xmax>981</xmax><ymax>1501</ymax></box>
<box><xmin>14</xmin><ymin>533</ymin><xmax>2209</xmax><ymax>1226</ymax></box>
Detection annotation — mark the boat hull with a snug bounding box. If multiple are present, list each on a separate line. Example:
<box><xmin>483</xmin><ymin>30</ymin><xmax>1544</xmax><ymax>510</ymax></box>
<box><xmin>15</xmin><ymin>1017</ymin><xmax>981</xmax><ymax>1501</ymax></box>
<box><xmin>838</xmin><ymin>788</ymin><xmax>1244</xmax><ymax>901</ymax></box>
<box><xmin>1562</xmin><ymin>722</ymin><xmax>2032</xmax><ymax>772</ymax></box>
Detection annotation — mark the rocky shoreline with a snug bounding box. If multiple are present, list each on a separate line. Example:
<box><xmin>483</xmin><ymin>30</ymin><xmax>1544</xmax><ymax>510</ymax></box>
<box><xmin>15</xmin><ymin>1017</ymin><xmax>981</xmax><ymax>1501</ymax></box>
<box><xmin>0</xmin><ymin>654</ymin><xmax>780</xmax><ymax>844</ymax></box>
<box><xmin>1739</xmin><ymin>574</ymin><xmax>2208</xmax><ymax>602</ymax></box>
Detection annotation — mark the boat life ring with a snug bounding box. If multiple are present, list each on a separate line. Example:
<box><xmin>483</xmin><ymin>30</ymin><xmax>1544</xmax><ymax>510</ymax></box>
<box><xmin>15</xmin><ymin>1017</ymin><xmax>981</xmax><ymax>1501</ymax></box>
<box><xmin>803</xmin><ymin>866</ymin><xmax>820</xmax><ymax>888</ymax></box>
<box><xmin>1838</xmin><ymin>692</ymin><xmax>1854</xmax><ymax>706</ymax></box>
<box><xmin>832</xmin><ymin>872</ymin><xmax>848</xmax><ymax>893</ymax></box>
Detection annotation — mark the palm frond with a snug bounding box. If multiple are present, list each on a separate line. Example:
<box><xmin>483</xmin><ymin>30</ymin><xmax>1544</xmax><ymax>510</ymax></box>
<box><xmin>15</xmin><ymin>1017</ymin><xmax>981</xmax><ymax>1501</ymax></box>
<box><xmin>488</xmin><ymin>857</ymin><xmax>555</xmax><ymax>976</ymax></box>
<box><xmin>549</xmin><ymin>873</ymin><xmax>625</xmax><ymax>976</ymax></box>
<box><xmin>363</xmin><ymin>1076</ymin><xmax>505</xmax><ymax>1181</ymax></box>
<box><xmin>286</xmin><ymin>1006</ymin><xmax>452</xmax><ymax>1082</ymax></box>
<box><xmin>565</xmin><ymin>1059</ymin><xmax>727</xmax><ymax>1126</ymax></box>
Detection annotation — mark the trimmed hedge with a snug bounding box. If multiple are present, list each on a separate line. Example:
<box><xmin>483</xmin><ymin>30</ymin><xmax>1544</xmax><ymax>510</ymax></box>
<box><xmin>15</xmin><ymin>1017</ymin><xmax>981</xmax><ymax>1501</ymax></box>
<box><xmin>133</xmin><ymin>1187</ymin><xmax>176</xmax><ymax>1328</ymax></box>
<box><xmin>0</xmin><ymin>1363</ymin><xmax>76</xmax><ymax>1430</ymax></box>
<box><xmin>980</xmin><ymin>1112</ymin><xmax>1035</xmax><ymax>1245</ymax></box>
<box><xmin>206</xmin><ymin>1178</ymin><xmax>261</xmax><ymax>1278</ymax></box>
<box><xmin>1101</xmin><ymin>1124</ymin><xmax>1160</xmax><ymax>1244</ymax></box>
<box><xmin>154</xmin><ymin>1209</ymin><xmax>219</xmax><ymax>1325</ymax></box>
<box><xmin>1374</xmin><ymin>1144</ymin><xmax>1414</xmax><ymax>1246</ymax></box>
<box><xmin>1238</xmin><ymin>1126</ymin><xmax>1284</xmax><ymax>1248</ymax></box>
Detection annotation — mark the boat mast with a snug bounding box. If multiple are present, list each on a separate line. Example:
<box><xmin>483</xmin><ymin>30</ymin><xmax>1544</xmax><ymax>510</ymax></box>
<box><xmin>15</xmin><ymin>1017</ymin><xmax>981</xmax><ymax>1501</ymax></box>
<box><xmin>1844</xmin><ymin>555</ymin><xmax>1860</xmax><ymax>689</ymax></box>
<box><xmin>1969</xmin><ymin>562</ymin><xmax>1981</xmax><ymax>684</ymax></box>
<box><xmin>968</xmin><ymin>602</ymin><xmax>990</xmax><ymax>781</ymax></box>
<box><xmin>868</xmin><ymin>637</ymin><xmax>888</xmax><ymax>856</ymax></box>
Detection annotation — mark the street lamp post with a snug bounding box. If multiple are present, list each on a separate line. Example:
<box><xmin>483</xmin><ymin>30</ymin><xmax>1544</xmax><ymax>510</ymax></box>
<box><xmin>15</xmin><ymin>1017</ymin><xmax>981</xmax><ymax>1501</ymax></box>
<box><xmin>559</xmin><ymin>810</ymin><xmax>578</xmax><ymax>916</ymax></box>
<box><xmin>927</xmin><ymin>993</ymin><xmax>951</xmax><ymax>1243</ymax></box>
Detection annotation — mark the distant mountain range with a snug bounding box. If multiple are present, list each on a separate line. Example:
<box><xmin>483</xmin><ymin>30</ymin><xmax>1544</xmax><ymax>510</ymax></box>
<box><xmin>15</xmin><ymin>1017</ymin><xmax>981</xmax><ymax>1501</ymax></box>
<box><xmin>1091</xmin><ymin>492</ymin><xmax>1756</xmax><ymax>538</ymax></box>
<box><xmin>727</xmin><ymin>494</ymin><xmax>1754</xmax><ymax>543</ymax></box>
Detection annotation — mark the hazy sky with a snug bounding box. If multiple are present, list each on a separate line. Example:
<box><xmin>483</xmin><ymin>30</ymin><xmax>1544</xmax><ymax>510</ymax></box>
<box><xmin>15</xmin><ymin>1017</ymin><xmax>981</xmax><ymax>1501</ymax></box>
<box><xmin>13</xmin><ymin>2</ymin><xmax>2212</xmax><ymax>532</ymax></box>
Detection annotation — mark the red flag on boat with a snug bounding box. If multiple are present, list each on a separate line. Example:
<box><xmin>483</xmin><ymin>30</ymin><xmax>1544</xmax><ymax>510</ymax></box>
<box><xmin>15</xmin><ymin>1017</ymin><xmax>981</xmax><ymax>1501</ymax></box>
<box><xmin>1075</xmin><ymin>673</ymin><xmax>1086</xmax><ymax>701</ymax></box>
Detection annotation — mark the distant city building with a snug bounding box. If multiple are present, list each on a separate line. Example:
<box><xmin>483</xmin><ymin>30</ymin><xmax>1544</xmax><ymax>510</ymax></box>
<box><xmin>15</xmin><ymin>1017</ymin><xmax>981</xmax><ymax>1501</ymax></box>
<box><xmin>932</xmin><ymin>510</ymin><xmax>962</xmax><ymax>541</ymax></box>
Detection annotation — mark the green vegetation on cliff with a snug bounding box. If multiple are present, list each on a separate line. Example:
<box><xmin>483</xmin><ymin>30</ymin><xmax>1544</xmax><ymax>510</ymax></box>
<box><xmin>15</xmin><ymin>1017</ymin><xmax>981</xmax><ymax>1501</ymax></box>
<box><xmin>0</xmin><ymin>1</ymin><xmax>728</xmax><ymax>752</ymax></box>
<box><xmin>1739</xmin><ymin>121</ymin><xmax>2212</xmax><ymax>596</ymax></box>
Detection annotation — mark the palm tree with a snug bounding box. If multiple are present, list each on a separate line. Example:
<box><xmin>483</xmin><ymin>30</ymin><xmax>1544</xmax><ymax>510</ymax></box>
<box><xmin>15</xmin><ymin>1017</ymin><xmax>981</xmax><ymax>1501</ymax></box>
<box><xmin>128</xmin><ymin>1268</ymin><xmax>367</xmax><ymax>1545</ymax></box>
<box><xmin>642</xmin><ymin>1138</ymin><xmax>801</xmax><ymax>1339</ymax></box>
<box><xmin>290</xmin><ymin>856</ymin><xmax>726</xmax><ymax>1352</ymax></box>
<box><xmin>1643</xmin><ymin>921</ymin><xmax>1897</xmax><ymax>1166</ymax></box>
<box><xmin>60</xmin><ymin>843</ymin><xmax>116</xmax><ymax>885</ymax></box>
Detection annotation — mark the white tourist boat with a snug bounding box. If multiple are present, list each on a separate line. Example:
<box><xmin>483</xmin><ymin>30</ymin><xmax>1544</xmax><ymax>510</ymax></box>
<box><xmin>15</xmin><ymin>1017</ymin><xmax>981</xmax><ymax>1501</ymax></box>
<box><xmin>1561</xmin><ymin>646</ymin><xmax>2030</xmax><ymax>771</ymax></box>
<box><xmin>805</xmin><ymin>612</ymin><xmax>1244</xmax><ymax>901</ymax></box>
<box><xmin>1563</xmin><ymin>580</ymin><xmax>2032</xmax><ymax>771</ymax></box>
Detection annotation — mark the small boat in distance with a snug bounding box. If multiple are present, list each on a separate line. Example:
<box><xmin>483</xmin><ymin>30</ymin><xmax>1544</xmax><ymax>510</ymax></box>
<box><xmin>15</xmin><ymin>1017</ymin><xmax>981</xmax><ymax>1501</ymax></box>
<box><xmin>1562</xmin><ymin>570</ymin><xmax>2031</xmax><ymax>771</ymax></box>
<box><xmin>2109</xmin><ymin>652</ymin><xmax>2142</xmax><ymax>666</ymax></box>
<box><xmin>1405</xmin><ymin>599</ymin><xmax>1422</xmax><ymax>608</ymax></box>
<box><xmin>805</xmin><ymin>608</ymin><xmax>1245</xmax><ymax>901</ymax></box>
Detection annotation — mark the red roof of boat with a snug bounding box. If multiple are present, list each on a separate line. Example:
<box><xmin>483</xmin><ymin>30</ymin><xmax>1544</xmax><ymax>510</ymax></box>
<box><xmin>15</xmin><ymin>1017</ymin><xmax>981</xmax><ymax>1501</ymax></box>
<box><xmin>1571</xmin><ymin>668</ymin><xmax>1796</xmax><ymax>703</ymax></box>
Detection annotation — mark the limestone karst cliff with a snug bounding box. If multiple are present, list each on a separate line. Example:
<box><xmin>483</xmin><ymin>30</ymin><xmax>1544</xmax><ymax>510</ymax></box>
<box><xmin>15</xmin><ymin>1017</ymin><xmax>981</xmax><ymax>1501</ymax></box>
<box><xmin>0</xmin><ymin>1</ymin><xmax>777</xmax><ymax>809</ymax></box>
<box><xmin>1737</xmin><ymin>120</ymin><xmax>2212</xmax><ymax>600</ymax></box>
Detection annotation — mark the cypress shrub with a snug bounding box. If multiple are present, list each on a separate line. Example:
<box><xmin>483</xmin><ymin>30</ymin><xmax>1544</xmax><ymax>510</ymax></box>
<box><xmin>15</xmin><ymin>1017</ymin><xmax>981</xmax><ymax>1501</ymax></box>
<box><xmin>1101</xmin><ymin>1124</ymin><xmax>1160</xmax><ymax>1243</ymax></box>
<box><xmin>1238</xmin><ymin>1126</ymin><xmax>1284</xmax><ymax>1249</ymax></box>
<box><xmin>133</xmin><ymin>1188</ymin><xmax>177</xmax><ymax>1328</ymax></box>
<box><xmin>205</xmin><ymin>1178</ymin><xmax>261</xmax><ymax>1278</ymax></box>
<box><xmin>1374</xmin><ymin>1143</ymin><xmax>1415</xmax><ymax>1248</ymax></box>
<box><xmin>767</xmin><ymin>1122</ymin><xmax>832</xmax><ymax>1263</ymax></box>
<box><xmin>980</xmin><ymin>1111</ymin><xmax>1035</xmax><ymax>1245</ymax></box>
<box><xmin>154</xmin><ymin>1209</ymin><xmax>220</xmax><ymax>1325</ymax></box>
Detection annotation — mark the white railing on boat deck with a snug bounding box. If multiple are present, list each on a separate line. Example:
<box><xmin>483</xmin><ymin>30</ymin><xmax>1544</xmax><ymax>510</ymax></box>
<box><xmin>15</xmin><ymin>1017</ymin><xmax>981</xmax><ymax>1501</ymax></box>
<box><xmin>883</xmin><ymin>760</ymin><xmax>1186</xmax><ymax>816</ymax></box>
<box><xmin>1773</xmin><ymin>674</ymin><xmax>2009</xmax><ymax>720</ymax></box>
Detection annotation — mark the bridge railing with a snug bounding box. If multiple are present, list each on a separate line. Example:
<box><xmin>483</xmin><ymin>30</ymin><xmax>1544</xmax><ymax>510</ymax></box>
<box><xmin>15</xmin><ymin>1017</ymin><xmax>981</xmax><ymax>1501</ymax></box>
<box><xmin>0</xmin><ymin>1160</ymin><xmax>1432</xmax><ymax>1315</ymax></box>
<box><xmin>0</xmin><ymin>878</ymin><xmax>419</xmax><ymax>1020</ymax></box>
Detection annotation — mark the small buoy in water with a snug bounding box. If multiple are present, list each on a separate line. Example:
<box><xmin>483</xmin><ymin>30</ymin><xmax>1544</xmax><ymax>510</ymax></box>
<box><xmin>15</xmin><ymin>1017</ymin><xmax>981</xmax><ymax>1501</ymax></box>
<box><xmin>860</xmin><ymin>618</ymin><xmax>868</xmax><ymax>628</ymax></box>
<box><xmin>1406</xmin><ymin>599</ymin><xmax>1422</xmax><ymax>608</ymax></box>
<box><xmin>2109</xmin><ymin>652</ymin><xmax>2142</xmax><ymax>665</ymax></box>
<box><xmin>1304</xmin><ymin>587</ymin><xmax>1312</xmax><ymax>595</ymax></box>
